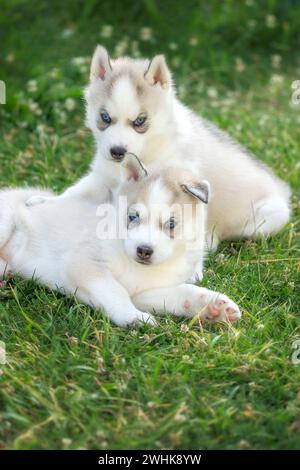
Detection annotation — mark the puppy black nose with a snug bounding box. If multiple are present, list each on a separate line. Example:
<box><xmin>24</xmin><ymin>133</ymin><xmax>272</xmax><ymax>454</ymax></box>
<box><xmin>110</xmin><ymin>146</ymin><xmax>127</xmax><ymax>161</ymax></box>
<box><xmin>136</xmin><ymin>245</ymin><xmax>153</xmax><ymax>261</ymax></box>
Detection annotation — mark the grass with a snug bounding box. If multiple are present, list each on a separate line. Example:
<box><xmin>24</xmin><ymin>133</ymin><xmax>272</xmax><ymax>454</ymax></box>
<box><xmin>0</xmin><ymin>0</ymin><xmax>300</xmax><ymax>450</ymax></box>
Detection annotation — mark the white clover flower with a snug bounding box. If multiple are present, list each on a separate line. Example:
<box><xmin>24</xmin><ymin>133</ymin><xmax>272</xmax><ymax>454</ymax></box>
<box><xmin>131</xmin><ymin>40</ymin><xmax>140</xmax><ymax>58</ymax></box>
<box><xmin>59</xmin><ymin>111</ymin><xmax>67</xmax><ymax>124</ymax></box>
<box><xmin>180</xmin><ymin>324</ymin><xmax>189</xmax><ymax>333</ymax></box>
<box><xmin>169</xmin><ymin>42</ymin><xmax>178</xmax><ymax>51</ymax></box>
<box><xmin>235</xmin><ymin>57</ymin><xmax>246</xmax><ymax>73</ymax></box>
<box><xmin>65</xmin><ymin>98</ymin><xmax>76</xmax><ymax>111</ymax></box>
<box><xmin>28</xmin><ymin>100</ymin><xmax>42</xmax><ymax>115</ymax></box>
<box><xmin>271</xmin><ymin>54</ymin><xmax>282</xmax><ymax>69</ymax></box>
<box><xmin>270</xmin><ymin>74</ymin><xmax>284</xmax><ymax>86</ymax></box>
<box><xmin>114</xmin><ymin>37</ymin><xmax>129</xmax><ymax>56</ymax></box>
<box><xmin>27</xmin><ymin>80</ymin><xmax>38</xmax><ymax>93</ymax></box>
<box><xmin>6</xmin><ymin>52</ymin><xmax>15</xmax><ymax>63</ymax></box>
<box><xmin>265</xmin><ymin>14</ymin><xmax>277</xmax><ymax>29</ymax></box>
<box><xmin>100</xmin><ymin>24</ymin><xmax>113</xmax><ymax>38</ymax></box>
<box><xmin>71</xmin><ymin>57</ymin><xmax>86</xmax><ymax>67</ymax></box>
<box><xmin>140</xmin><ymin>27</ymin><xmax>153</xmax><ymax>41</ymax></box>
<box><xmin>61</xmin><ymin>28</ymin><xmax>74</xmax><ymax>39</ymax></box>
<box><xmin>48</xmin><ymin>68</ymin><xmax>60</xmax><ymax>79</ymax></box>
<box><xmin>79</xmin><ymin>64</ymin><xmax>88</xmax><ymax>75</ymax></box>
<box><xmin>36</xmin><ymin>124</ymin><xmax>46</xmax><ymax>134</ymax></box>
<box><xmin>54</xmin><ymin>108</ymin><xmax>67</xmax><ymax>124</ymax></box>
<box><xmin>215</xmin><ymin>252</ymin><xmax>225</xmax><ymax>264</ymax></box>
<box><xmin>61</xmin><ymin>438</ymin><xmax>72</xmax><ymax>448</ymax></box>
<box><xmin>207</xmin><ymin>87</ymin><xmax>218</xmax><ymax>98</ymax></box>
<box><xmin>189</xmin><ymin>36</ymin><xmax>198</xmax><ymax>47</ymax></box>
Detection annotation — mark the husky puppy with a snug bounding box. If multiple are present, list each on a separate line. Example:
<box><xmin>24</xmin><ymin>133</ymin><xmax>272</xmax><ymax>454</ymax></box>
<box><xmin>0</xmin><ymin>156</ymin><xmax>241</xmax><ymax>327</ymax></box>
<box><xmin>27</xmin><ymin>46</ymin><xmax>291</xmax><ymax>280</ymax></box>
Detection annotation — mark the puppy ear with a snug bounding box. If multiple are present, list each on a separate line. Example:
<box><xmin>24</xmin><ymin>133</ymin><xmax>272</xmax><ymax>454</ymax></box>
<box><xmin>181</xmin><ymin>180</ymin><xmax>210</xmax><ymax>204</ymax></box>
<box><xmin>144</xmin><ymin>55</ymin><xmax>171</xmax><ymax>89</ymax></box>
<box><xmin>121</xmin><ymin>153</ymin><xmax>148</xmax><ymax>182</ymax></box>
<box><xmin>90</xmin><ymin>45</ymin><xmax>112</xmax><ymax>82</ymax></box>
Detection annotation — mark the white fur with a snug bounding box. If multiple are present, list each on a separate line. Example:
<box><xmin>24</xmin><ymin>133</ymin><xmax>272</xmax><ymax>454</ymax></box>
<box><xmin>0</xmin><ymin>170</ymin><xmax>241</xmax><ymax>326</ymax></box>
<box><xmin>26</xmin><ymin>47</ymin><xmax>291</xmax><ymax>279</ymax></box>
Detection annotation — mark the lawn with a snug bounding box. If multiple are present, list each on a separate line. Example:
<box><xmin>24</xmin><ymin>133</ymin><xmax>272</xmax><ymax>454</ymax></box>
<box><xmin>0</xmin><ymin>0</ymin><xmax>299</xmax><ymax>450</ymax></box>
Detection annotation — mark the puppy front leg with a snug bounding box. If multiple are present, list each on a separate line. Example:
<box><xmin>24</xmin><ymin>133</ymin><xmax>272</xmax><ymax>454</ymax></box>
<box><xmin>74</xmin><ymin>273</ymin><xmax>156</xmax><ymax>327</ymax></box>
<box><xmin>132</xmin><ymin>284</ymin><xmax>241</xmax><ymax>323</ymax></box>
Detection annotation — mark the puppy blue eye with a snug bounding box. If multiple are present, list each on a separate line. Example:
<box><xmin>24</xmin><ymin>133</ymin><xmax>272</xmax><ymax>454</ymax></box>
<box><xmin>128</xmin><ymin>212</ymin><xmax>140</xmax><ymax>223</ymax></box>
<box><xmin>165</xmin><ymin>218</ymin><xmax>176</xmax><ymax>230</ymax></box>
<box><xmin>133</xmin><ymin>115</ymin><xmax>146</xmax><ymax>127</ymax></box>
<box><xmin>101</xmin><ymin>112</ymin><xmax>111</xmax><ymax>124</ymax></box>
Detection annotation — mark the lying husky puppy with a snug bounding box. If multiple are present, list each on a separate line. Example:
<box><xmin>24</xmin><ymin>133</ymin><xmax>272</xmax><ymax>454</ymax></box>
<box><xmin>27</xmin><ymin>46</ymin><xmax>291</xmax><ymax>278</ymax></box>
<box><xmin>0</xmin><ymin>156</ymin><xmax>241</xmax><ymax>327</ymax></box>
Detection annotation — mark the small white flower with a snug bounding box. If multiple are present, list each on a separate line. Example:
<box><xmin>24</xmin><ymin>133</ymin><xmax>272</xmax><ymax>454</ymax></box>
<box><xmin>169</xmin><ymin>42</ymin><xmax>178</xmax><ymax>51</ymax></box>
<box><xmin>61</xmin><ymin>28</ymin><xmax>74</xmax><ymax>39</ymax></box>
<box><xmin>61</xmin><ymin>438</ymin><xmax>72</xmax><ymax>448</ymax></box>
<box><xmin>65</xmin><ymin>98</ymin><xmax>76</xmax><ymax>111</ymax></box>
<box><xmin>114</xmin><ymin>37</ymin><xmax>129</xmax><ymax>56</ymax></box>
<box><xmin>140</xmin><ymin>27</ymin><xmax>153</xmax><ymax>41</ymax></box>
<box><xmin>28</xmin><ymin>100</ymin><xmax>42</xmax><ymax>115</ymax></box>
<box><xmin>6</xmin><ymin>52</ymin><xmax>15</xmax><ymax>63</ymax></box>
<box><xmin>215</xmin><ymin>253</ymin><xmax>225</xmax><ymax>264</ymax></box>
<box><xmin>207</xmin><ymin>87</ymin><xmax>218</xmax><ymax>98</ymax></box>
<box><xmin>71</xmin><ymin>57</ymin><xmax>86</xmax><ymax>67</ymax></box>
<box><xmin>100</xmin><ymin>24</ymin><xmax>113</xmax><ymax>39</ymax></box>
<box><xmin>189</xmin><ymin>36</ymin><xmax>198</xmax><ymax>47</ymax></box>
<box><xmin>36</xmin><ymin>124</ymin><xmax>46</xmax><ymax>134</ymax></box>
<box><xmin>235</xmin><ymin>57</ymin><xmax>246</xmax><ymax>73</ymax></box>
<box><xmin>265</xmin><ymin>14</ymin><xmax>277</xmax><ymax>29</ymax></box>
<box><xmin>180</xmin><ymin>324</ymin><xmax>189</xmax><ymax>333</ymax></box>
<box><xmin>131</xmin><ymin>41</ymin><xmax>140</xmax><ymax>58</ymax></box>
<box><xmin>79</xmin><ymin>64</ymin><xmax>88</xmax><ymax>75</ymax></box>
<box><xmin>48</xmin><ymin>68</ymin><xmax>60</xmax><ymax>79</ymax></box>
<box><xmin>270</xmin><ymin>74</ymin><xmax>284</xmax><ymax>86</ymax></box>
<box><xmin>271</xmin><ymin>54</ymin><xmax>282</xmax><ymax>69</ymax></box>
<box><xmin>27</xmin><ymin>80</ymin><xmax>38</xmax><ymax>93</ymax></box>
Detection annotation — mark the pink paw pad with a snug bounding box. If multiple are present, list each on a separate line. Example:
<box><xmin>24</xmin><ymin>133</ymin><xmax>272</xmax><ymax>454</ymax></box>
<box><xmin>207</xmin><ymin>305</ymin><xmax>221</xmax><ymax>318</ymax></box>
<box><xmin>205</xmin><ymin>296</ymin><xmax>241</xmax><ymax>323</ymax></box>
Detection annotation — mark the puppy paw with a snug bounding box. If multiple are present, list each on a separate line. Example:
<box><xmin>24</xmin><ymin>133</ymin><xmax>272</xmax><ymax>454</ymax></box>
<box><xmin>201</xmin><ymin>294</ymin><xmax>241</xmax><ymax>323</ymax></box>
<box><xmin>116</xmin><ymin>311</ymin><xmax>157</xmax><ymax>327</ymax></box>
<box><xmin>134</xmin><ymin>312</ymin><xmax>157</xmax><ymax>326</ymax></box>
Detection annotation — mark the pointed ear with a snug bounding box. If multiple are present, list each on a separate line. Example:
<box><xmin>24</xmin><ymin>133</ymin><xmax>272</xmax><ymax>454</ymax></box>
<box><xmin>181</xmin><ymin>180</ymin><xmax>210</xmax><ymax>204</ymax></box>
<box><xmin>90</xmin><ymin>45</ymin><xmax>112</xmax><ymax>82</ymax></box>
<box><xmin>121</xmin><ymin>153</ymin><xmax>148</xmax><ymax>182</ymax></box>
<box><xmin>144</xmin><ymin>55</ymin><xmax>171</xmax><ymax>89</ymax></box>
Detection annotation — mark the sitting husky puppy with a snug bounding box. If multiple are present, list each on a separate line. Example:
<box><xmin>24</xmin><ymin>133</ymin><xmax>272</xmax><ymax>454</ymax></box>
<box><xmin>0</xmin><ymin>156</ymin><xmax>241</xmax><ymax>327</ymax></box>
<box><xmin>27</xmin><ymin>46</ymin><xmax>291</xmax><ymax>281</ymax></box>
